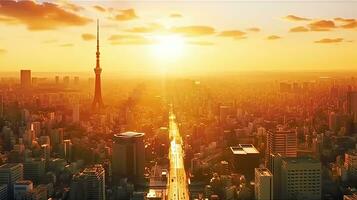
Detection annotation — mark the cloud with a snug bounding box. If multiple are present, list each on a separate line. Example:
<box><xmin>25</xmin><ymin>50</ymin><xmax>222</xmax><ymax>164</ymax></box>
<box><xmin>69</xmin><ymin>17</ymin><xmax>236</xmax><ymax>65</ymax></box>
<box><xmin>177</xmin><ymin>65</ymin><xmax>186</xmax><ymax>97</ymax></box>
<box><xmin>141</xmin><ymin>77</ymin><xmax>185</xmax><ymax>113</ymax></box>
<box><xmin>59</xmin><ymin>43</ymin><xmax>74</xmax><ymax>47</ymax></box>
<box><xmin>334</xmin><ymin>18</ymin><xmax>355</xmax><ymax>23</ymax></box>
<box><xmin>93</xmin><ymin>5</ymin><xmax>106</xmax><ymax>12</ymax></box>
<box><xmin>170</xmin><ymin>13</ymin><xmax>182</xmax><ymax>18</ymax></box>
<box><xmin>188</xmin><ymin>41</ymin><xmax>214</xmax><ymax>46</ymax></box>
<box><xmin>341</xmin><ymin>21</ymin><xmax>357</xmax><ymax>29</ymax></box>
<box><xmin>0</xmin><ymin>49</ymin><xmax>7</xmax><ymax>54</ymax></box>
<box><xmin>266</xmin><ymin>35</ymin><xmax>281</xmax><ymax>40</ymax></box>
<box><xmin>289</xmin><ymin>26</ymin><xmax>309</xmax><ymax>32</ymax></box>
<box><xmin>218</xmin><ymin>30</ymin><xmax>246</xmax><ymax>38</ymax></box>
<box><xmin>247</xmin><ymin>27</ymin><xmax>260</xmax><ymax>32</ymax></box>
<box><xmin>308</xmin><ymin>20</ymin><xmax>336</xmax><ymax>31</ymax></box>
<box><xmin>114</xmin><ymin>9</ymin><xmax>138</xmax><ymax>21</ymax></box>
<box><xmin>82</xmin><ymin>33</ymin><xmax>96</xmax><ymax>41</ymax></box>
<box><xmin>125</xmin><ymin>23</ymin><xmax>163</xmax><ymax>33</ymax></box>
<box><xmin>332</xmin><ymin>18</ymin><xmax>357</xmax><ymax>29</ymax></box>
<box><xmin>0</xmin><ymin>0</ymin><xmax>91</xmax><ymax>30</ymax></box>
<box><xmin>108</xmin><ymin>34</ymin><xmax>155</xmax><ymax>45</ymax></box>
<box><xmin>314</xmin><ymin>38</ymin><xmax>343</xmax><ymax>44</ymax></box>
<box><xmin>170</xmin><ymin>26</ymin><xmax>215</xmax><ymax>36</ymax></box>
<box><xmin>60</xmin><ymin>1</ymin><xmax>83</xmax><ymax>12</ymax></box>
<box><xmin>285</xmin><ymin>15</ymin><xmax>311</xmax><ymax>21</ymax></box>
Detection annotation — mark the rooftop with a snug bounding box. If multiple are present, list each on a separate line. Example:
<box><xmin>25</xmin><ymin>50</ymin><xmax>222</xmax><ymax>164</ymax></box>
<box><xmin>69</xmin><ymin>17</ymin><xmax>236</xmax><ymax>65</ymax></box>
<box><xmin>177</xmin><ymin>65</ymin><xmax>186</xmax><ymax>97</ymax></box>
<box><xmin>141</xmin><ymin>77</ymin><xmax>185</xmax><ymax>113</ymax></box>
<box><xmin>15</xmin><ymin>180</ymin><xmax>33</xmax><ymax>185</ymax></box>
<box><xmin>255</xmin><ymin>168</ymin><xmax>272</xmax><ymax>176</ymax></box>
<box><xmin>230</xmin><ymin>144</ymin><xmax>259</xmax><ymax>155</ymax></box>
<box><xmin>146</xmin><ymin>189</ymin><xmax>164</xmax><ymax>198</ymax></box>
<box><xmin>283</xmin><ymin>157</ymin><xmax>320</xmax><ymax>164</ymax></box>
<box><xmin>0</xmin><ymin>163</ymin><xmax>22</xmax><ymax>169</ymax></box>
<box><xmin>114</xmin><ymin>131</ymin><xmax>145</xmax><ymax>138</ymax></box>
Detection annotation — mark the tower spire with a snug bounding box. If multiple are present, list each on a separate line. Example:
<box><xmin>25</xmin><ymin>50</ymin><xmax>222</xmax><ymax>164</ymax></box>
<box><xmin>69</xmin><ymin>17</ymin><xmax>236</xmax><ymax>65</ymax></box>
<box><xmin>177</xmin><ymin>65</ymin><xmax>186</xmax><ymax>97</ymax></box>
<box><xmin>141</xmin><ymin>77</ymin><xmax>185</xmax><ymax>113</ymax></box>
<box><xmin>97</xmin><ymin>19</ymin><xmax>99</xmax><ymax>54</ymax></box>
<box><xmin>92</xmin><ymin>19</ymin><xmax>104</xmax><ymax>111</ymax></box>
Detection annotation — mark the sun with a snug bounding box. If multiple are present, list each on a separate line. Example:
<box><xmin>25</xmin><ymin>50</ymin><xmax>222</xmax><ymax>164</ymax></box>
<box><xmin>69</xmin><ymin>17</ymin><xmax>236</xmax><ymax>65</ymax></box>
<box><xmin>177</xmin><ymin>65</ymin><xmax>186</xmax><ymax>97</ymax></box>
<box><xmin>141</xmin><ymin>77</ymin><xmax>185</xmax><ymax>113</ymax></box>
<box><xmin>152</xmin><ymin>35</ymin><xmax>185</xmax><ymax>61</ymax></box>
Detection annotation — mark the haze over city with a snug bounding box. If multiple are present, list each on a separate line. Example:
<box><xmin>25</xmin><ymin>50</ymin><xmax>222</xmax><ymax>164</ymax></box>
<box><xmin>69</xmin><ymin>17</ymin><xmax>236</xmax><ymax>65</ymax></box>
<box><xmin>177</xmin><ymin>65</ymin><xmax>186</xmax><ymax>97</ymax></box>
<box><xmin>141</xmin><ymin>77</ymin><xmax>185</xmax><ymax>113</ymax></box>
<box><xmin>0</xmin><ymin>1</ymin><xmax>357</xmax><ymax>200</ymax></box>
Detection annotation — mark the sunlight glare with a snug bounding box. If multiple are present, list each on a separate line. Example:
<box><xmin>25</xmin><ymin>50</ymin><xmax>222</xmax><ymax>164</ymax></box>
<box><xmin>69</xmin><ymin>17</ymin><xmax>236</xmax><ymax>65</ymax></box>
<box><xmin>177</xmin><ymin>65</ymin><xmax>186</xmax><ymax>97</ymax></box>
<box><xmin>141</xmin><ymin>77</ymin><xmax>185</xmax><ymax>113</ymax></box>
<box><xmin>152</xmin><ymin>35</ymin><xmax>185</xmax><ymax>61</ymax></box>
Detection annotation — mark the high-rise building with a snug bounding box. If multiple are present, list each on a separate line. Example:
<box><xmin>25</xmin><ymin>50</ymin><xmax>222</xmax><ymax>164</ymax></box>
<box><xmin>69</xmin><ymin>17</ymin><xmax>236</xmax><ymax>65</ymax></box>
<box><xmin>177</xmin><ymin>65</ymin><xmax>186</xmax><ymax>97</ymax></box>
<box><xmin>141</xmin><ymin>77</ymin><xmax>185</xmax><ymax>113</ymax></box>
<box><xmin>281</xmin><ymin>157</ymin><xmax>321</xmax><ymax>200</ymax></box>
<box><xmin>83</xmin><ymin>165</ymin><xmax>105</xmax><ymax>200</ymax></box>
<box><xmin>267</xmin><ymin>126</ymin><xmax>297</xmax><ymax>158</ymax></box>
<box><xmin>20</xmin><ymin>70</ymin><xmax>31</xmax><ymax>89</ymax></box>
<box><xmin>268</xmin><ymin>153</ymin><xmax>283</xmax><ymax>200</ymax></box>
<box><xmin>0</xmin><ymin>184</ymin><xmax>8</xmax><ymax>200</ymax></box>
<box><xmin>230</xmin><ymin>144</ymin><xmax>260</xmax><ymax>180</ymax></box>
<box><xmin>0</xmin><ymin>95</ymin><xmax>3</xmax><ymax>118</ymax></box>
<box><xmin>41</xmin><ymin>144</ymin><xmax>50</xmax><ymax>161</ymax></box>
<box><xmin>23</xmin><ymin>158</ymin><xmax>45</xmax><ymax>184</ymax></box>
<box><xmin>70</xmin><ymin>165</ymin><xmax>105</xmax><ymax>200</ymax></box>
<box><xmin>63</xmin><ymin>139</ymin><xmax>72</xmax><ymax>161</ymax></box>
<box><xmin>50</xmin><ymin>128</ymin><xmax>64</xmax><ymax>149</ymax></box>
<box><xmin>70</xmin><ymin>173</ymin><xmax>88</xmax><ymax>200</ymax></box>
<box><xmin>13</xmin><ymin>180</ymin><xmax>33</xmax><ymax>200</ymax></box>
<box><xmin>63</xmin><ymin>76</ymin><xmax>70</xmax><ymax>85</ymax></box>
<box><xmin>92</xmin><ymin>19</ymin><xmax>104</xmax><ymax>111</ymax></box>
<box><xmin>31</xmin><ymin>122</ymin><xmax>41</xmax><ymax>137</ymax></box>
<box><xmin>255</xmin><ymin>168</ymin><xmax>273</xmax><ymax>200</ymax></box>
<box><xmin>0</xmin><ymin>163</ymin><xmax>23</xmax><ymax>200</ymax></box>
<box><xmin>74</xmin><ymin>76</ymin><xmax>80</xmax><ymax>85</ymax></box>
<box><xmin>72</xmin><ymin>102</ymin><xmax>79</xmax><ymax>123</ymax></box>
<box><xmin>344</xmin><ymin>150</ymin><xmax>357</xmax><ymax>177</ymax></box>
<box><xmin>112</xmin><ymin>132</ymin><xmax>145</xmax><ymax>182</ymax></box>
<box><xmin>347</xmin><ymin>91</ymin><xmax>357</xmax><ymax>115</ymax></box>
<box><xmin>55</xmin><ymin>76</ymin><xmax>60</xmax><ymax>85</ymax></box>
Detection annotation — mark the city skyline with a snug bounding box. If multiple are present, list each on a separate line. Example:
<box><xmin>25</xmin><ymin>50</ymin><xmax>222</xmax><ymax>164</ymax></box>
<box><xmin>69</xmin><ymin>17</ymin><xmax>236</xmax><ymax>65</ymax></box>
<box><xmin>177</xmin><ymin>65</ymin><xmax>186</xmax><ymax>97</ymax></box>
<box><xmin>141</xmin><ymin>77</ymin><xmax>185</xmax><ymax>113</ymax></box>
<box><xmin>0</xmin><ymin>1</ymin><xmax>357</xmax><ymax>200</ymax></box>
<box><xmin>0</xmin><ymin>0</ymin><xmax>356</xmax><ymax>75</ymax></box>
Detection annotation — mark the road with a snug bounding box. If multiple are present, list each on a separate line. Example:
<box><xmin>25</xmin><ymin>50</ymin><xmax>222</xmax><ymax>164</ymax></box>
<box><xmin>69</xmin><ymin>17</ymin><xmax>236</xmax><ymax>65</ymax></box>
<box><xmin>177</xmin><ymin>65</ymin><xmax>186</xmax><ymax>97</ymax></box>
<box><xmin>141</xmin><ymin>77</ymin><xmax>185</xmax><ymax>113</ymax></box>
<box><xmin>168</xmin><ymin>110</ymin><xmax>189</xmax><ymax>200</ymax></box>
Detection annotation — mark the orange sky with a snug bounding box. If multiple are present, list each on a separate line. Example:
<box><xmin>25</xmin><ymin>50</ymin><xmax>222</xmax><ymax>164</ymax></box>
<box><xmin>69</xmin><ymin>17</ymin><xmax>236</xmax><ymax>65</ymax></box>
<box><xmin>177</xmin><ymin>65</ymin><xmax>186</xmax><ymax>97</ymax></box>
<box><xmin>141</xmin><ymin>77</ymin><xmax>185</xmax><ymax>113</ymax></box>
<box><xmin>0</xmin><ymin>0</ymin><xmax>356</xmax><ymax>75</ymax></box>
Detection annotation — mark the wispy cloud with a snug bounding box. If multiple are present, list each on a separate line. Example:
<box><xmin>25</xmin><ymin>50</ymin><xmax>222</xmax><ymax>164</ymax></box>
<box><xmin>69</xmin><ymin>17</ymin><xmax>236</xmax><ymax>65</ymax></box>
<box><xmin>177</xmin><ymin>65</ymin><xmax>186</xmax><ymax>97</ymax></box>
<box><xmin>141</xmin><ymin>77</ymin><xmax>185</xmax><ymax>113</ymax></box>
<box><xmin>266</xmin><ymin>35</ymin><xmax>281</xmax><ymax>40</ymax></box>
<box><xmin>81</xmin><ymin>33</ymin><xmax>96</xmax><ymax>41</ymax></box>
<box><xmin>171</xmin><ymin>26</ymin><xmax>215</xmax><ymax>36</ymax></box>
<box><xmin>289</xmin><ymin>26</ymin><xmax>309</xmax><ymax>32</ymax></box>
<box><xmin>114</xmin><ymin>9</ymin><xmax>138</xmax><ymax>21</ymax></box>
<box><xmin>59</xmin><ymin>43</ymin><xmax>74</xmax><ymax>47</ymax></box>
<box><xmin>0</xmin><ymin>0</ymin><xmax>91</xmax><ymax>30</ymax></box>
<box><xmin>170</xmin><ymin>13</ymin><xmax>182</xmax><ymax>18</ymax></box>
<box><xmin>314</xmin><ymin>38</ymin><xmax>343</xmax><ymax>44</ymax></box>
<box><xmin>246</xmin><ymin>27</ymin><xmax>260</xmax><ymax>32</ymax></box>
<box><xmin>0</xmin><ymin>49</ymin><xmax>7</xmax><ymax>54</ymax></box>
<box><xmin>218</xmin><ymin>30</ymin><xmax>246</xmax><ymax>39</ymax></box>
<box><xmin>108</xmin><ymin>34</ymin><xmax>155</xmax><ymax>45</ymax></box>
<box><xmin>308</xmin><ymin>20</ymin><xmax>336</xmax><ymax>31</ymax></box>
<box><xmin>285</xmin><ymin>15</ymin><xmax>311</xmax><ymax>21</ymax></box>
<box><xmin>93</xmin><ymin>5</ymin><xmax>106</xmax><ymax>12</ymax></box>
<box><xmin>125</xmin><ymin>23</ymin><xmax>163</xmax><ymax>33</ymax></box>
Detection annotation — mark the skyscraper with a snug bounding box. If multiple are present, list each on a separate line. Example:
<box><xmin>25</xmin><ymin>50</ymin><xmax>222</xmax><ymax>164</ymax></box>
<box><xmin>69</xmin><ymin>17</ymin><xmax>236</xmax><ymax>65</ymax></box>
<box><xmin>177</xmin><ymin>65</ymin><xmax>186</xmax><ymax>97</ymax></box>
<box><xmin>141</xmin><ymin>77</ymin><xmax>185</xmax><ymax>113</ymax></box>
<box><xmin>255</xmin><ymin>168</ymin><xmax>273</xmax><ymax>200</ymax></box>
<box><xmin>230</xmin><ymin>144</ymin><xmax>260</xmax><ymax>180</ymax></box>
<box><xmin>281</xmin><ymin>157</ymin><xmax>321</xmax><ymax>200</ymax></box>
<box><xmin>267</xmin><ymin>126</ymin><xmax>297</xmax><ymax>158</ymax></box>
<box><xmin>92</xmin><ymin>19</ymin><xmax>104</xmax><ymax>111</ymax></box>
<box><xmin>0</xmin><ymin>95</ymin><xmax>3</xmax><ymax>118</ymax></box>
<box><xmin>83</xmin><ymin>165</ymin><xmax>106</xmax><ymax>200</ymax></box>
<box><xmin>268</xmin><ymin>153</ymin><xmax>283</xmax><ymax>200</ymax></box>
<box><xmin>112</xmin><ymin>132</ymin><xmax>145</xmax><ymax>182</ymax></box>
<box><xmin>347</xmin><ymin>91</ymin><xmax>357</xmax><ymax>115</ymax></box>
<box><xmin>13</xmin><ymin>180</ymin><xmax>33</xmax><ymax>200</ymax></box>
<box><xmin>0</xmin><ymin>163</ymin><xmax>23</xmax><ymax>200</ymax></box>
<box><xmin>20</xmin><ymin>70</ymin><xmax>31</xmax><ymax>89</ymax></box>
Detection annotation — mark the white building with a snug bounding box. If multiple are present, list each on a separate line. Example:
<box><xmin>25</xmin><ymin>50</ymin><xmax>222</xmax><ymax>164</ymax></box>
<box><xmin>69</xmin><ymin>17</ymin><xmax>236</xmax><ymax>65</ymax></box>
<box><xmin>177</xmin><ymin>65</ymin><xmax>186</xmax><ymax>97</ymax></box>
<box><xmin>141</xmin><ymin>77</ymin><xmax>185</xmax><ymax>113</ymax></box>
<box><xmin>255</xmin><ymin>168</ymin><xmax>273</xmax><ymax>200</ymax></box>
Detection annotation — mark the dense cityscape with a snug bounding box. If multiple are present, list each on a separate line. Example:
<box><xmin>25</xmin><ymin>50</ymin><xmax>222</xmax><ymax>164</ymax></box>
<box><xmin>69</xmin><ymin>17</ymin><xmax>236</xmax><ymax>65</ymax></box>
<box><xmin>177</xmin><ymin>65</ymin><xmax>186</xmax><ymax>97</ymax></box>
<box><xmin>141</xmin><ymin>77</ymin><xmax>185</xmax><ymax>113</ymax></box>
<box><xmin>0</xmin><ymin>0</ymin><xmax>357</xmax><ymax>200</ymax></box>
